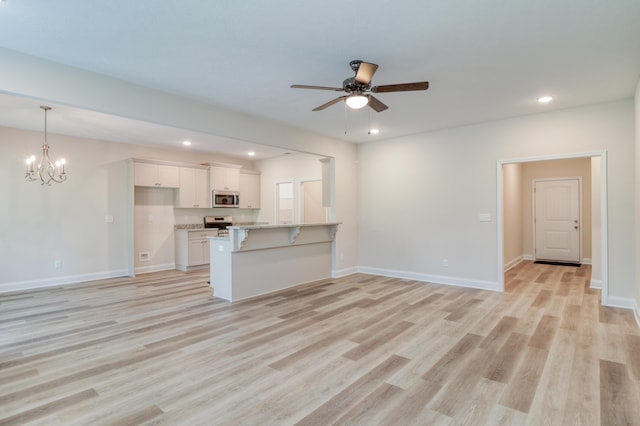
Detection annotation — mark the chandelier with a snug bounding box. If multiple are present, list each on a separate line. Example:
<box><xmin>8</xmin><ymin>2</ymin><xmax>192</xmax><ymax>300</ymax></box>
<box><xmin>25</xmin><ymin>106</ymin><xmax>67</xmax><ymax>185</ymax></box>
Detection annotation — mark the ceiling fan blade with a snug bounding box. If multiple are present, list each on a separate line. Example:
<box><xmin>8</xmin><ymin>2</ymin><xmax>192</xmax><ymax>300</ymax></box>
<box><xmin>291</xmin><ymin>84</ymin><xmax>344</xmax><ymax>91</ymax></box>
<box><xmin>355</xmin><ymin>62</ymin><xmax>379</xmax><ymax>85</ymax></box>
<box><xmin>367</xmin><ymin>95</ymin><xmax>388</xmax><ymax>112</ymax></box>
<box><xmin>371</xmin><ymin>81</ymin><xmax>429</xmax><ymax>93</ymax></box>
<box><xmin>312</xmin><ymin>95</ymin><xmax>349</xmax><ymax>111</ymax></box>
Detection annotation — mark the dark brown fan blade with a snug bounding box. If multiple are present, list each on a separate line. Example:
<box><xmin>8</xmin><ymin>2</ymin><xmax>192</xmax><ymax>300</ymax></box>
<box><xmin>291</xmin><ymin>84</ymin><xmax>344</xmax><ymax>91</ymax></box>
<box><xmin>312</xmin><ymin>95</ymin><xmax>349</xmax><ymax>111</ymax></box>
<box><xmin>367</xmin><ymin>95</ymin><xmax>388</xmax><ymax>112</ymax></box>
<box><xmin>371</xmin><ymin>81</ymin><xmax>429</xmax><ymax>93</ymax></box>
<box><xmin>355</xmin><ymin>62</ymin><xmax>379</xmax><ymax>85</ymax></box>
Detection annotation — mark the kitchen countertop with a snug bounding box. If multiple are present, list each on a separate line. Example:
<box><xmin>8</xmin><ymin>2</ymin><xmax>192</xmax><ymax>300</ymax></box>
<box><xmin>227</xmin><ymin>222</ymin><xmax>340</xmax><ymax>230</ymax></box>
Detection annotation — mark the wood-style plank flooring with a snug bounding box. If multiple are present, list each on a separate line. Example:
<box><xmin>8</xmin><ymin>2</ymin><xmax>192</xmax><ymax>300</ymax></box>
<box><xmin>1</xmin><ymin>262</ymin><xmax>639</xmax><ymax>425</ymax></box>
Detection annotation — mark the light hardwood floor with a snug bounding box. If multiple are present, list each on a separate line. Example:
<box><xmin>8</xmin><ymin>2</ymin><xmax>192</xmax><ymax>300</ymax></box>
<box><xmin>1</xmin><ymin>262</ymin><xmax>639</xmax><ymax>425</ymax></box>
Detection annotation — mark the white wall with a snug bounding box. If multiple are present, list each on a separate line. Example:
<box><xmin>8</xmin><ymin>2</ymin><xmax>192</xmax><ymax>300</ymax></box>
<box><xmin>635</xmin><ymin>78</ymin><xmax>640</xmax><ymax>318</ymax></box>
<box><xmin>358</xmin><ymin>99</ymin><xmax>635</xmax><ymax>300</ymax></box>
<box><xmin>1</xmin><ymin>127</ymin><xmax>132</xmax><ymax>289</ymax></box>
<box><xmin>502</xmin><ymin>163</ymin><xmax>523</xmax><ymax>268</ymax></box>
<box><xmin>591</xmin><ymin>156</ymin><xmax>602</xmax><ymax>287</ymax></box>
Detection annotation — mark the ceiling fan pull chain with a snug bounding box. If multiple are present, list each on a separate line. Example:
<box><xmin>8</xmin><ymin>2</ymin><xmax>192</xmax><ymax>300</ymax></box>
<box><xmin>344</xmin><ymin>101</ymin><xmax>348</xmax><ymax>135</ymax></box>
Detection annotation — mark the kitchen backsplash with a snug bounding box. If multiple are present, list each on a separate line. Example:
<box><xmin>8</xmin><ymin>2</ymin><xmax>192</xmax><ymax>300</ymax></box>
<box><xmin>173</xmin><ymin>209</ymin><xmax>260</xmax><ymax>226</ymax></box>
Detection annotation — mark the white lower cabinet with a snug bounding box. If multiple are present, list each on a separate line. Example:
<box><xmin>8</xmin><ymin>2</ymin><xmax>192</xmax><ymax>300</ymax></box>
<box><xmin>175</xmin><ymin>230</ymin><xmax>218</xmax><ymax>271</ymax></box>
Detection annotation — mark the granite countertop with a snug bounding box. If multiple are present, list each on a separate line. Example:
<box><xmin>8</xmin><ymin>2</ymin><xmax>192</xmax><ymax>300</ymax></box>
<box><xmin>228</xmin><ymin>222</ymin><xmax>340</xmax><ymax>230</ymax></box>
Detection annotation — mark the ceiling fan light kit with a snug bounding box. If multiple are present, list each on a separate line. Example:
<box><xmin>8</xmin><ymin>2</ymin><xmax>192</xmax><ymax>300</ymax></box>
<box><xmin>291</xmin><ymin>59</ymin><xmax>429</xmax><ymax>113</ymax></box>
<box><xmin>345</xmin><ymin>94</ymin><xmax>369</xmax><ymax>109</ymax></box>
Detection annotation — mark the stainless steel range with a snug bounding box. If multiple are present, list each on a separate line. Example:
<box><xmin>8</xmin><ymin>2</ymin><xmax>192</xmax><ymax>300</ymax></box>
<box><xmin>204</xmin><ymin>216</ymin><xmax>233</xmax><ymax>237</ymax></box>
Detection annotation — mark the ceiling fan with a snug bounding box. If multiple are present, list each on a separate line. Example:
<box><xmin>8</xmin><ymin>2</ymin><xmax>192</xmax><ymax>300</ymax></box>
<box><xmin>291</xmin><ymin>60</ymin><xmax>429</xmax><ymax>112</ymax></box>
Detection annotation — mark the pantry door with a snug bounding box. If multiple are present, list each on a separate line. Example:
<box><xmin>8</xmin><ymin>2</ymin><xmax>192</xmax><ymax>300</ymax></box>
<box><xmin>534</xmin><ymin>178</ymin><xmax>581</xmax><ymax>263</ymax></box>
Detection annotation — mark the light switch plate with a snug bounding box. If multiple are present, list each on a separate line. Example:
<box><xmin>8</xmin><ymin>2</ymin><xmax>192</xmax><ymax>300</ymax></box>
<box><xmin>479</xmin><ymin>213</ymin><xmax>492</xmax><ymax>222</ymax></box>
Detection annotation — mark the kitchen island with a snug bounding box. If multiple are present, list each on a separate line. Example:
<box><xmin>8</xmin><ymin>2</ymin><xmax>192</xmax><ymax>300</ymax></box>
<box><xmin>208</xmin><ymin>223</ymin><xmax>339</xmax><ymax>302</ymax></box>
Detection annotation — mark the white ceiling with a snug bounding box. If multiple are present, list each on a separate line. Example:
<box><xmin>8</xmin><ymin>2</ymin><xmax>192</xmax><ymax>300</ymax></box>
<box><xmin>0</xmin><ymin>1</ymin><xmax>639</xmax><ymax>152</ymax></box>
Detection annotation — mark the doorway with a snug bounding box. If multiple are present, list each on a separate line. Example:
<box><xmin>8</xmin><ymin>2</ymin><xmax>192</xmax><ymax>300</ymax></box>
<box><xmin>275</xmin><ymin>181</ymin><xmax>294</xmax><ymax>224</ymax></box>
<box><xmin>533</xmin><ymin>178</ymin><xmax>581</xmax><ymax>263</ymax></box>
<box><xmin>300</xmin><ymin>179</ymin><xmax>326</xmax><ymax>224</ymax></box>
<box><xmin>497</xmin><ymin>151</ymin><xmax>608</xmax><ymax>304</ymax></box>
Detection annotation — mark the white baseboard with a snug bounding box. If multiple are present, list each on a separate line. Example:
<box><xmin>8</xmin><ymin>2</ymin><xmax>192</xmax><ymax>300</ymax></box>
<box><xmin>0</xmin><ymin>269</ymin><xmax>130</xmax><ymax>293</ymax></box>
<box><xmin>604</xmin><ymin>296</ymin><xmax>636</xmax><ymax>310</ymax></box>
<box><xmin>522</xmin><ymin>254</ymin><xmax>534</xmax><ymax>261</ymax></box>
<box><xmin>357</xmin><ymin>266</ymin><xmax>501</xmax><ymax>292</ymax></box>
<box><xmin>581</xmin><ymin>258</ymin><xmax>592</xmax><ymax>265</ymax></box>
<box><xmin>589</xmin><ymin>279</ymin><xmax>602</xmax><ymax>290</ymax></box>
<box><xmin>504</xmin><ymin>256</ymin><xmax>523</xmax><ymax>272</ymax></box>
<box><xmin>134</xmin><ymin>263</ymin><xmax>176</xmax><ymax>275</ymax></box>
<box><xmin>333</xmin><ymin>266</ymin><xmax>358</xmax><ymax>279</ymax></box>
<box><xmin>175</xmin><ymin>264</ymin><xmax>209</xmax><ymax>273</ymax></box>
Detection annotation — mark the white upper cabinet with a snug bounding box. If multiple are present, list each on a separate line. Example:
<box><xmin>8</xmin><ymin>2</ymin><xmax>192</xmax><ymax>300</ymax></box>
<box><xmin>175</xmin><ymin>167</ymin><xmax>210</xmax><ymax>208</ymax></box>
<box><xmin>210</xmin><ymin>166</ymin><xmax>240</xmax><ymax>191</ymax></box>
<box><xmin>134</xmin><ymin>162</ymin><xmax>180</xmax><ymax>188</ymax></box>
<box><xmin>239</xmin><ymin>171</ymin><xmax>261</xmax><ymax>209</ymax></box>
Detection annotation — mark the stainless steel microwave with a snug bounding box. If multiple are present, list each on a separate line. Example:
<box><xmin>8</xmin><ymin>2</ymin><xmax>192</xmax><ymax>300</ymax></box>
<box><xmin>212</xmin><ymin>190</ymin><xmax>239</xmax><ymax>208</ymax></box>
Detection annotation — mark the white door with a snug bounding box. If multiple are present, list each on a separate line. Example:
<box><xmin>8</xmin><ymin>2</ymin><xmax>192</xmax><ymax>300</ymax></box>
<box><xmin>534</xmin><ymin>179</ymin><xmax>581</xmax><ymax>263</ymax></box>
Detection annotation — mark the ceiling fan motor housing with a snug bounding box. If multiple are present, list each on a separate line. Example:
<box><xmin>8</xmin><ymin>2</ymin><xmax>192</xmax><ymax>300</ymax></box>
<box><xmin>342</xmin><ymin>76</ymin><xmax>369</xmax><ymax>93</ymax></box>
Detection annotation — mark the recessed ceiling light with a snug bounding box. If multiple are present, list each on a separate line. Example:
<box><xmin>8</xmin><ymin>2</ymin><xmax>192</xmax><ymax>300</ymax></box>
<box><xmin>537</xmin><ymin>96</ymin><xmax>553</xmax><ymax>103</ymax></box>
<box><xmin>182</xmin><ymin>140</ymin><xmax>192</xmax><ymax>146</ymax></box>
<box><xmin>368</xmin><ymin>128</ymin><xmax>380</xmax><ymax>135</ymax></box>
<box><xmin>248</xmin><ymin>151</ymin><xmax>255</xmax><ymax>156</ymax></box>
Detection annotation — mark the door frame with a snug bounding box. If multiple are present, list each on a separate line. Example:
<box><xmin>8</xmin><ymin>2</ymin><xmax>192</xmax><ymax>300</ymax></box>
<box><xmin>496</xmin><ymin>150</ymin><xmax>608</xmax><ymax>305</ymax></box>
<box><xmin>532</xmin><ymin>177</ymin><xmax>582</xmax><ymax>263</ymax></box>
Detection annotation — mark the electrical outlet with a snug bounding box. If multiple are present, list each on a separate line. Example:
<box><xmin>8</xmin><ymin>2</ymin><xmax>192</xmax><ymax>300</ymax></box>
<box><xmin>139</xmin><ymin>252</ymin><xmax>150</xmax><ymax>262</ymax></box>
<box><xmin>54</xmin><ymin>260</ymin><xmax>61</xmax><ymax>269</ymax></box>
<box><xmin>104</xmin><ymin>215</ymin><xmax>114</xmax><ymax>223</ymax></box>
<box><xmin>441</xmin><ymin>259</ymin><xmax>449</xmax><ymax>267</ymax></box>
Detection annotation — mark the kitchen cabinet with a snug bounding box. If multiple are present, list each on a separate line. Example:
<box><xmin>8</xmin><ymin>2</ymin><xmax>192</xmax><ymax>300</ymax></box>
<box><xmin>134</xmin><ymin>162</ymin><xmax>180</xmax><ymax>188</ymax></box>
<box><xmin>210</xmin><ymin>166</ymin><xmax>240</xmax><ymax>191</ymax></box>
<box><xmin>175</xmin><ymin>229</ymin><xmax>218</xmax><ymax>271</ymax></box>
<box><xmin>175</xmin><ymin>167</ymin><xmax>210</xmax><ymax>208</ymax></box>
<box><xmin>239</xmin><ymin>170</ymin><xmax>261</xmax><ymax>209</ymax></box>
